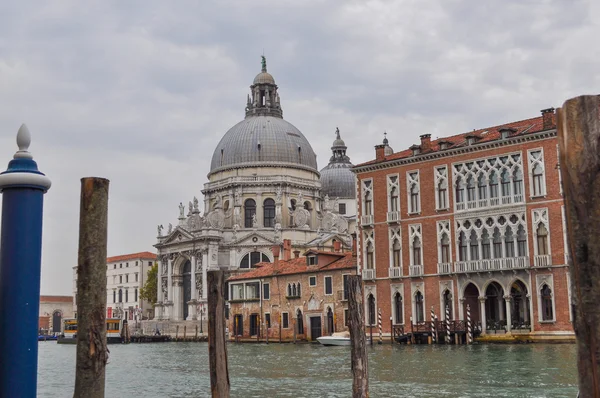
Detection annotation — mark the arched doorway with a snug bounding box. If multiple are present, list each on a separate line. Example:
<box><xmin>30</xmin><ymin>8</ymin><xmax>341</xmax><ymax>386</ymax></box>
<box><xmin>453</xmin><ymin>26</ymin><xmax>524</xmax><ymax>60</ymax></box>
<box><xmin>52</xmin><ymin>311</ymin><xmax>62</xmax><ymax>334</ymax></box>
<box><xmin>182</xmin><ymin>260</ymin><xmax>192</xmax><ymax>320</ymax></box>
<box><xmin>510</xmin><ymin>280</ymin><xmax>530</xmax><ymax>329</ymax></box>
<box><xmin>485</xmin><ymin>282</ymin><xmax>505</xmax><ymax>330</ymax></box>
<box><xmin>463</xmin><ymin>283</ymin><xmax>480</xmax><ymax>324</ymax></box>
<box><xmin>326</xmin><ymin>307</ymin><xmax>334</xmax><ymax>335</ymax></box>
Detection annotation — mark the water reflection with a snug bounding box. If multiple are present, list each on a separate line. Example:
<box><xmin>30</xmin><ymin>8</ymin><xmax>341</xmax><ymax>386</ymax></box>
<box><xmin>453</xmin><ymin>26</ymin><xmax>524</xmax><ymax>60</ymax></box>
<box><xmin>37</xmin><ymin>342</ymin><xmax>577</xmax><ymax>397</ymax></box>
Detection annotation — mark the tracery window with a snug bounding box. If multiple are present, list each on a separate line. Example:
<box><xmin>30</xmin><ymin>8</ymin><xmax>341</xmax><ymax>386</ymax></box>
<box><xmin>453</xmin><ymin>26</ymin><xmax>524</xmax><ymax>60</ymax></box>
<box><xmin>389</xmin><ymin>227</ymin><xmax>402</xmax><ymax>270</ymax></box>
<box><xmin>529</xmin><ymin>149</ymin><xmax>546</xmax><ymax>197</ymax></box>
<box><xmin>409</xmin><ymin>224</ymin><xmax>422</xmax><ymax>265</ymax></box>
<box><xmin>407</xmin><ymin>171</ymin><xmax>420</xmax><ymax>214</ymax></box>
<box><xmin>533</xmin><ymin>208</ymin><xmax>550</xmax><ymax>257</ymax></box>
<box><xmin>437</xmin><ymin>220</ymin><xmax>452</xmax><ymax>264</ymax></box>
<box><xmin>363</xmin><ymin>230</ymin><xmax>375</xmax><ymax>270</ymax></box>
<box><xmin>362</xmin><ymin>180</ymin><xmax>373</xmax><ymax>216</ymax></box>
<box><xmin>387</xmin><ymin>175</ymin><xmax>400</xmax><ymax>212</ymax></box>
<box><xmin>392</xmin><ymin>239</ymin><xmax>401</xmax><ymax>268</ymax></box>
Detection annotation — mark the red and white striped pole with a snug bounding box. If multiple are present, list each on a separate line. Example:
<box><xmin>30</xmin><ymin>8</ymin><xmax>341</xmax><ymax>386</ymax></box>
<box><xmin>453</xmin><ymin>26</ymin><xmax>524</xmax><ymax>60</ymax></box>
<box><xmin>466</xmin><ymin>304</ymin><xmax>472</xmax><ymax>344</ymax></box>
<box><xmin>430</xmin><ymin>306</ymin><xmax>435</xmax><ymax>343</ymax></box>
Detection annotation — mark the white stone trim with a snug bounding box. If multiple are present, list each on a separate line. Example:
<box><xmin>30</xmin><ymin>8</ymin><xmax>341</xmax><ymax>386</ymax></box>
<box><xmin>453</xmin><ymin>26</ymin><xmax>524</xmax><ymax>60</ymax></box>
<box><xmin>364</xmin><ymin>284</ymin><xmax>377</xmax><ymax>326</ymax></box>
<box><xmin>536</xmin><ymin>274</ymin><xmax>556</xmax><ymax>322</ymax></box>
<box><xmin>436</xmin><ymin>220</ymin><xmax>452</xmax><ymax>264</ymax></box>
<box><xmin>434</xmin><ymin>165</ymin><xmax>449</xmax><ymax>210</ymax></box>
<box><xmin>410</xmin><ymin>282</ymin><xmax>426</xmax><ymax>323</ymax></box>
<box><xmin>386</xmin><ymin>173</ymin><xmax>400</xmax><ymax>212</ymax></box>
<box><xmin>388</xmin><ymin>226</ymin><xmax>402</xmax><ymax>271</ymax></box>
<box><xmin>406</xmin><ymin>170</ymin><xmax>421</xmax><ymax>214</ymax></box>
<box><xmin>408</xmin><ymin>224</ymin><xmax>422</xmax><ymax>266</ymax></box>
<box><xmin>528</xmin><ymin>147</ymin><xmax>547</xmax><ymax>198</ymax></box>
<box><xmin>531</xmin><ymin>208</ymin><xmax>551</xmax><ymax>256</ymax></box>
<box><xmin>0</xmin><ymin>171</ymin><xmax>52</xmax><ymax>191</ymax></box>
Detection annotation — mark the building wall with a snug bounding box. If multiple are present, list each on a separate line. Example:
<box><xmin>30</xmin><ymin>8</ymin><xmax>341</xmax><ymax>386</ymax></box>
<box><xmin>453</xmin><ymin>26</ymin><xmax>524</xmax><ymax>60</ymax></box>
<box><xmin>228</xmin><ymin>267</ymin><xmax>355</xmax><ymax>341</ymax></box>
<box><xmin>39</xmin><ymin>295</ymin><xmax>74</xmax><ymax>333</ymax></box>
<box><xmin>356</xmin><ymin>130</ymin><xmax>572</xmax><ymax>336</ymax></box>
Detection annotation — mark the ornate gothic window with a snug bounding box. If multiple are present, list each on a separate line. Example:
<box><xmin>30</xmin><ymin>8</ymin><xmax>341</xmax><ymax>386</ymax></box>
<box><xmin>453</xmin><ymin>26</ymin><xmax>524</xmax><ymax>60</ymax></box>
<box><xmin>537</xmin><ymin>225</ymin><xmax>549</xmax><ymax>255</ymax></box>
<box><xmin>435</xmin><ymin>166</ymin><xmax>449</xmax><ymax>210</ymax></box>
<box><xmin>263</xmin><ymin>198</ymin><xmax>275</xmax><ymax>228</ymax></box>
<box><xmin>389</xmin><ymin>227</ymin><xmax>402</xmax><ymax>270</ymax></box>
<box><xmin>517</xmin><ymin>225</ymin><xmax>527</xmax><ymax>257</ymax></box>
<box><xmin>409</xmin><ymin>224</ymin><xmax>422</xmax><ymax>265</ymax></box>
<box><xmin>362</xmin><ymin>180</ymin><xmax>373</xmax><ymax>216</ymax></box>
<box><xmin>407</xmin><ymin>171</ymin><xmax>420</xmax><ymax>214</ymax></box>
<box><xmin>387</xmin><ymin>175</ymin><xmax>399</xmax><ymax>212</ymax></box>
<box><xmin>469</xmin><ymin>230</ymin><xmax>479</xmax><ymax>260</ymax></box>
<box><xmin>533</xmin><ymin>208</ymin><xmax>550</xmax><ymax>257</ymax></box>
<box><xmin>366</xmin><ymin>241</ymin><xmax>374</xmax><ymax>269</ymax></box>
<box><xmin>394</xmin><ymin>292</ymin><xmax>403</xmax><ymax>324</ymax></box>
<box><xmin>481</xmin><ymin>229</ymin><xmax>491</xmax><ymax>259</ymax></box>
<box><xmin>392</xmin><ymin>239</ymin><xmax>401</xmax><ymax>268</ymax></box>
<box><xmin>437</xmin><ymin>220</ymin><xmax>451</xmax><ymax>264</ymax></box>
<box><xmin>244</xmin><ymin>199</ymin><xmax>256</xmax><ymax>228</ymax></box>
<box><xmin>541</xmin><ymin>285</ymin><xmax>553</xmax><ymax>321</ymax></box>
<box><xmin>458</xmin><ymin>231</ymin><xmax>468</xmax><ymax>261</ymax></box>
<box><xmin>363</xmin><ymin>230</ymin><xmax>375</xmax><ymax>270</ymax></box>
<box><xmin>529</xmin><ymin>149</ymin><xmax>546</xmax><ymax>197</ymax></box>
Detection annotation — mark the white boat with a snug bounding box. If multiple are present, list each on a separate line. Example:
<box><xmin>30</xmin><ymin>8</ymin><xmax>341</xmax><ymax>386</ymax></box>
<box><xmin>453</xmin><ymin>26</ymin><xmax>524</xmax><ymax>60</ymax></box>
<box><xmin>317</xmin><ymin>331</ymin><xmax>351</xmax><ymax>346</ymax></box>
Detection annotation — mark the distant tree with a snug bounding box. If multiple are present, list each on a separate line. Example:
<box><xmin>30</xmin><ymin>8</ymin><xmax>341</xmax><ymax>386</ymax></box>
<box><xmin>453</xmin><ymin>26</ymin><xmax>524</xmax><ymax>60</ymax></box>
<box><xmin>140</xmin><ymin>263</ymin><xmax>158</xmax><ymax>305</ymax></box>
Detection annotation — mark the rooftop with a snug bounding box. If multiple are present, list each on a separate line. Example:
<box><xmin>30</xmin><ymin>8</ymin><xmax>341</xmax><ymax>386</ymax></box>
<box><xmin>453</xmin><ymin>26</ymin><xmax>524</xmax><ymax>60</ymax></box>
<box><xmin>356</xmin><ymin>112</ymin><xmax>556</xmax><ymax>168</ymax></box>
<box><xmin>106</xmin><ymin>251</ymin><xmax>157</xmax><ymax>263</ymax></box>
<box><xmin>228</xmin><ymin>252</ymin><xmax>356</xmax><ymax>281</ymax></box>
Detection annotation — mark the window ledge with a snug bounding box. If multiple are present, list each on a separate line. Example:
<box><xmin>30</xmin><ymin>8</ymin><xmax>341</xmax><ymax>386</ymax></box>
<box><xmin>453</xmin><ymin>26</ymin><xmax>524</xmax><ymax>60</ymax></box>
<box><xmin>530</xmin><ymin>194</ymin><xmax>547</xmax><ymax>199</ymax></box>
<box><xmin>407</xmin><ymin>212</ymin><xmax>421</xmax><ymax>216</ymax></box>
<box><xmin>539</xmin><ymin>320</ymin><xmax>556</xmax><ymax>324</ymax></box>
<box><xmin>436</xmin><ymin>208</ymin><xmax>449</xmax><ymax>212</ymax></box>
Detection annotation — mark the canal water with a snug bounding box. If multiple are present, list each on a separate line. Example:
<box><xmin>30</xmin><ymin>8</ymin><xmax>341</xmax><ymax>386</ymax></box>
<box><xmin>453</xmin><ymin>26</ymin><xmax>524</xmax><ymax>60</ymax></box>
<box><xmin>37</xmin><ymin>342</ymin><xmax>577</xmax><ymax>397</ymax></box>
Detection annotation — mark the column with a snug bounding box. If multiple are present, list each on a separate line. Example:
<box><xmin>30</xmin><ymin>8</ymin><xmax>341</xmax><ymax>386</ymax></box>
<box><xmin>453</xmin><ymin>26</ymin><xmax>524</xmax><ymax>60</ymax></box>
<box><xmin>504</xmin><ymin>295</ymin><xmax>512</xmax><ymax>333</ymax></box>
<box><xmin>167</xmin><ymin>258</ymin><xmax>173</xmax><ymax>303</ymax></box>
<box><xmin>157</xmin><ymin>257</ymin><xmax>164</xmax><ymax>303</ymax></box>
<box><xmin>191</xmin><ymin>254</ymin><xmax>197</xmax><ymax>301</ymax></box>
<box><xmin>525</xmin><ymin>294</ymin><xmax>531</xmax><ymax>326</ymax></box>
<box><xmin>478</xmin><ymin>296</ymin><xmax>487</xmax><ymax>334</ymax></box>
<box><xmin>202</xmin><ymin>250</ymin><xmax>209</xmax><ymax>300</ymax></box>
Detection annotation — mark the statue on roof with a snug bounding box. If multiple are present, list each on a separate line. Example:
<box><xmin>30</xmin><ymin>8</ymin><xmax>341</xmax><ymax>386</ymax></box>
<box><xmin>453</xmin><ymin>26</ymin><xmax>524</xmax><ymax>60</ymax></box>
<box><xmin>261</xmin><ymin>55</ymin><xmax>267</xmax><ymax>72</ymax></box>
<box><xmin>335</xmin><ymin>127</ymin><xmax>340</xmax><ymax>140</ymax></box>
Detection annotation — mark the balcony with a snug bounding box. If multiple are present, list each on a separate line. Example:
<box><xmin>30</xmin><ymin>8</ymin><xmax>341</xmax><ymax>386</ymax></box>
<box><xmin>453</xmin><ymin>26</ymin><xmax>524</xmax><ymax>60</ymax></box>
<box><xmin>362</xmin><ymin>268</ymin><xmax>375</xmax><ymax>280</ymax></box>
<box><xmin>437</xmin><ymin>262</ymin><xmax>452</xmax><ymax>274</ymax></box>
<box><xmin>388</xmin><ymin>267</ymin><xmax>402</xmax><ymax>278</ymax></box>
<box><xmin>534</xmin><ymin>254</ymin><xmax>552</xmax><ymax>267</ymax></box>
<box><xmin>455</xmin><ymin>194</ymin><xmax>525</xmax><ymax>213</ymax></box>
<box><xmin>409</xmin><ymin>265</ymin><xmax>423</xmax><ymax>277</ymax></box>
<box><xmin>361</xmin><ymin>214</ymin><xmax>374</xmax><ymax>227</ymax></box>
<box><xmin>454</xmin><ymin>256</ymin><xmax>529</xmax><ymax>273</ymax></box>
<box><xmin>386</xmin><ymin>211</ymin><xmax>400</xmax><ymax>223</ymax></box>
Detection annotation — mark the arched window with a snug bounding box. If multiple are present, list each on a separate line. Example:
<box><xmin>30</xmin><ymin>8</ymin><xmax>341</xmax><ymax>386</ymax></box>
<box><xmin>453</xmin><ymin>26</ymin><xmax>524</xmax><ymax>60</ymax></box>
<box><xmin>505</xmin><ymin>227</ymin><xmax>515</xmax><ymax>257</ymax></box>
<box><xmin>289</xmin><ymin>199</ymin><xmax>296</xmax><ymax>225</ymax></box>
<box><xmin>412</xmin><ymin>236</ymin><xmax>421</xmax><ymax>265</ymax></box>
<box><xmin>469</xmin><ymin>230</ymin><xmax>479</xmax><ymax>260</ymax></box>
<box><xmin>263</xmin><ymin>198</ymin><xmax>275</xmax><ymax>228</ymax></box>
<box><xmin>441</xmin><ymin>234</ymin><xmax>450</xmax><ymax>263</ymax></box>
<box><xmin>415</xmin><ymin>291</ymin><xmax>424</xmax><ymax>323</ymax></box>
<box><xmin>541</xmin><ymin>285</ymin><xmax>553</xmax><ymax>321</ymax></box>
<box><xmin>292</xmin><ymin>284</ymin><xmax>297</xmax><ymax>297</ymax></box>
<box><xmin>118</xmin><ymin>289</ymin><xmax>123</xmax><ymax>303</ymax></box>
<box><xmin>532</xmin><ymin>163</ymin><xmax>544</xmax><ymax>196</ymax></box>
<box><xmin>513</xmin><ymin>168</ymin><xmax>523</xmax><ymax>197</ymax></box>
<box><xmin>481</xmin><ymin>229</ymin><xmax>491</xmax><ymax>259</ymax></box>
<box><xmin>394</xmin><ymin>292</ymin><xmax>403</xmax><ymax>324</ymax></box>
<box><xmin>392</xmin><ymin>239</ymin><xmax>401</xmax><ymax>268</ymax></box>
<box><xmin>455</xmin><ymin>176</ymin><xmax>464</xmax><ymax>204</ymax></box>
<box><xmin>368</xmin><ymin>294</ymin><xmax>376</xmax><ymax>326</ymax></box>
<box><xmin>366</xmin><ymin>241</ymin><xmax>374</xmax><ymax>269</ymax></box>
<box><xmin>240</xmin><ymin>251</ymin><xmax>270</xmax><ymax>269</ymax></box>
<box><xmin>390</xmin><ymin>187</ymin><xmax>399</xmax><ymax>212</ymax></box>
<box><xmin>297</xmin><ymin>309</ymin><xmax>304</xmax><ymax>334</ymax></box>
<box><xmin>477</xmin><ymin>173</ymin><xmax>487</xmax><ymax>200</ymax></box>
<box><xmin>466</xmin><ymin>175</ymin><xmax>476</xmax><ymax>202</ymax></box>
<box><xmin>287</xmin><ymin>284</ymin><xmax>292</xmax><ymax>297</ymax></box>
<box><xmin>489</xmin><ymin>171</ymin><xmax>499</xmax><ymax>199</ymax></box>
<box><xmin>493</xmin><ymin>228</ymin><xmax>503</xmax><ymax>258</ymax></box>
<box><xmin>364</xmin><ymin>192</ymin><xmax>372</xmax><ymax>216</ymax></box>
<box><xmin>410</xmin><ymin>184</ymin><xmax>419</xmax><ymax>213</ymax></box>
<box><xmin>443</xmin><ymin>290</ymin><xmax>453</xmax><ymax>320</ymax></box>
<box><xmin>458</xmin><ymin>232</ymin><xmax>468</xmax><ymax>261</ymax></box>
<box><xmin>244</xmin><ymin>199</ymin><xmax>256</xmax><ymax>228</ymax></box>
<box><xmin>517</xmin><ymin>225</ymin><xmax>527</xmax><ymax>257</ymax></box>
<box><xmin>537</xmin><ymin>224</ymin><xmax>549</xmax><ymax>255</ymax></box>
<box><xmin>501</xmin><ymin>169</ymin><xmax>511</xmax><ymax>197</ymax></box>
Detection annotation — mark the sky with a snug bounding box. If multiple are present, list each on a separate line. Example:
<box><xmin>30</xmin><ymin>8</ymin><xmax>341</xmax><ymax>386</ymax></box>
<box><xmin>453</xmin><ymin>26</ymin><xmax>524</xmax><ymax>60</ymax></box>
<box><xmin>0</xmin><ymin>0</ymin><xmax>598</xmax><ymax>295</ymax></box>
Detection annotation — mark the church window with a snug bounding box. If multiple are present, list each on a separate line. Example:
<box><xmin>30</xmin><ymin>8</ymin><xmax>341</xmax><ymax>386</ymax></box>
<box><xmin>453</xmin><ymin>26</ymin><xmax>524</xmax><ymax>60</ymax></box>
<box><xmin>338</xmin><ymin>203</ymin><xmax>346</xmax><ymax>214</ymax></box>
<box><xmin>263</xmin><ymin>198</ymin><xmax>275</xmax><ymax>228</ymax></box>
<box><xmin>240</xmin><ymin>251</ymin><xmax>270</xmax><ymax>269</ymax></box>
<box><xmin>244</xmin><ymin>199</ymin><xmax>256</xmax><ymax>228</ymax></box>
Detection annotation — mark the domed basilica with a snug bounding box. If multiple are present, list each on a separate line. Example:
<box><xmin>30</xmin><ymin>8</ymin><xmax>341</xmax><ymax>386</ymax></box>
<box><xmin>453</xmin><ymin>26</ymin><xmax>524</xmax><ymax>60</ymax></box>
<box><xmin>154</xmin><ymin>57</ymin><xmax>357</xmax><ymax>321</ymax></box>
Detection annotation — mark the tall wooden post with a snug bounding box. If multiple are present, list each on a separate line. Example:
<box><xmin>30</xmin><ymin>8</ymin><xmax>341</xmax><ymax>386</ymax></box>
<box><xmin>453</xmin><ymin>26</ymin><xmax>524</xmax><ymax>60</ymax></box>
<box><xmin>347</xmin><ymin>275</ymin><xmax>368</xmax><ymax>398</ymax></box>
<box><xmin>207</xmin><ymin>270</ymin><xmax>230</xmax><ymax>398</ymax></box>
<box><xmin>557</xmin><ymin>94</ymin><xmax>600</xmax><ymax>397</ymax></box>
<box><xmin>73</xmin><ymin>178</ymin><xmax>109</xmax><ymax>398</ymax></box>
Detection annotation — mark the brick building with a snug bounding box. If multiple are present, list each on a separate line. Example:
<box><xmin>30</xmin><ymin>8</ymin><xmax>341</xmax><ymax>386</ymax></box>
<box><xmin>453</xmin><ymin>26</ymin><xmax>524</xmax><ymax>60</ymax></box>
<box><xmin>353</xmin><ymin>108</ymin><xmax>574</xmax><ymax>341</ymax></box>
<box><xmin>227</xmin><ymin>240</ymin><xmax>357</xmax><ymax>342</ymax></box>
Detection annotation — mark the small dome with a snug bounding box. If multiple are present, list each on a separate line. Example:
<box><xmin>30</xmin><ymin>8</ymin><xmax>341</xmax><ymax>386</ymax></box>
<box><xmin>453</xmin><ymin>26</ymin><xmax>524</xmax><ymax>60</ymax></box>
<box><xmin>320</xmin><ymin>163</ymin><xmax>355</xmax><ymax>199</ymax></box>
<box><xmin>253</xmin><ymin>72</ymin><xmax>275</xmax><ymax>85</ymax></box>
<box><xmin>333</xmin><ymin>137</ymin><xmax>346</xmax><ymax>147</ymax></box>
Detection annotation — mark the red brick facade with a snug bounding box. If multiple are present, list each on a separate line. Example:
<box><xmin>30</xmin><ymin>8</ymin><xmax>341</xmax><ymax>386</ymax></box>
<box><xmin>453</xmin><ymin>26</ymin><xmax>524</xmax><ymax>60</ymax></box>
<box><xmin>227</xmin><ymin>246</ymin><xmax>356</xmax><ymax>342</ymax></box>
<box><xmin>354</xmin><ymin>109</ymin><xmax>574</xmax><ymax>339</ymax></box>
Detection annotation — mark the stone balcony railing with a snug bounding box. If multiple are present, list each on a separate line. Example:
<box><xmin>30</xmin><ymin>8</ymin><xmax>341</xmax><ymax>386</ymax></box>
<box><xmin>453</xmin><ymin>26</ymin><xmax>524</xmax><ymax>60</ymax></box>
<box><xmin>533</xmin><ymin>254</ymin><xmax>552</xmax><ymax>267</ymax></box>
<box><xmin>386</xmin><ymin>211</ymin><xmax>400</xmax><ymax>223</ymax></box>
<box><xmin>455</xmin><ymin>194</ymin><xmax>525</xmax><ymax>212</ymax></box>
<box><xmin>409</xmin><ymin>264</ymin><xmax>423</xmax><ymax>277</ymax></box>
<box><xmin>437</xmin><ymin>262</ymin><xmax>452</xmax><ymax>274</ymax></box>
<box><xmin>388</xmin><ymin>267</ymin><xmax>402</xmax><ymax>278</ymax></box>
<box><xmin>361</xmin><ymin>214</ymin><xmax>374</xmax><ymax>227</ymax></box>
<box><xmin>362</xmin><ymin>268</ymin><xmax>376</xmax><ymax>280</ymax></box>
<box><xmin>454</xmin><ymin>256</ymin><xmax>529</xmax><ymax>273</ymax></box>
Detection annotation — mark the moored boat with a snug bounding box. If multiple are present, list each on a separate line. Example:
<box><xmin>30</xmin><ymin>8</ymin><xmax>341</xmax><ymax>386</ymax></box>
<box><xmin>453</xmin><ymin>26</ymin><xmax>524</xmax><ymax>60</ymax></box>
<box><xmin>317</xmin><ymin>331</ymin><xmax>351</xmax><ymax>346</ymax></box>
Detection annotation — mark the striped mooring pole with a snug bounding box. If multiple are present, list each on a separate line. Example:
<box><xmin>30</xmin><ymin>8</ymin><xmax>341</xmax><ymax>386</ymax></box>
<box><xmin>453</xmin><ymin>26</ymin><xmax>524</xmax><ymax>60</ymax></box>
<box><xmin>377</xmin><ymin>308</ymin><xmax>382</xmax><ymax>344</ymax></box>
<box><xmin>0</xmin><ymin>125</ymin><xmax>51</xmax><ymax>398</ymax></box>
<box><xmin>430</xmin><ymin>306</ymin><xmax>435</xmax><ymax>343</ymax></box>
<box><xmin>445</xmin><ymin>305</ymin><xmax>451</xmax><ymax>344</ymax></box>
<box><xmin>466</xmin><ymin>304</ymin><xmax>473</xmax><ymax>344</ymax></box>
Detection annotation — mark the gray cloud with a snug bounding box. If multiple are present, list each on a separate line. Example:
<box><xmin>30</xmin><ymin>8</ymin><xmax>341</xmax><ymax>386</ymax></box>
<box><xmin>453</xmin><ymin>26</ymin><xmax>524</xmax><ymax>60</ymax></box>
<box><xmin>0</xmin><ymin>0</ymin><xmax>597</xmax><ymax>294</ymax></box>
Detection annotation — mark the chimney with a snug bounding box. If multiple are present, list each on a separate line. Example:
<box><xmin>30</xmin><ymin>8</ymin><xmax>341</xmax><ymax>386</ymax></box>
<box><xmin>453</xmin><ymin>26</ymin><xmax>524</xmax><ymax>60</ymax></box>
<box><xmin>375</xmin><ymin>144</ymin><xmax>386</xmax><ymax>161</ymax></box>
<box><xmin>272</xmin><ymin>245</ymin><xmax>280</xmax><ymax>264</ymax></box>
<box><xmin>351</xmin><ymin>232</ymin><xmax>357</xmax><ymax>256</ymax></box>
<box><xmin>420</xmin><ymin>134</ymin><xmax>431</xmax><ymax>152</ymax></box>
<box><xmin>293</xmin><ymin>250</ymin><xmax>301</xmax><ymax>259</ymax></box>
<box><xmin>283</xmin><ymin>239</ymin><xmax>292</xmax><ymax>261</ymax></box>
<box><xmin>541</xmin><ymin>108</ymin><xmax>556</xmax><ymax>130</ymax></box>
<box><xmin>333</xmin><ymin>240</ymin><xmax>342</xmax><ymax>253</ymax></box>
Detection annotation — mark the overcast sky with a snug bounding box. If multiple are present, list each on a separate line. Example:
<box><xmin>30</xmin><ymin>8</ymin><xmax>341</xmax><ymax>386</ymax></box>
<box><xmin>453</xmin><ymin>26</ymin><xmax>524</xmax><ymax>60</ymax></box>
<box><xmin>1</xmin><ymin>0</ymin><xmax>598</xmax><ymax>295</ymax></box>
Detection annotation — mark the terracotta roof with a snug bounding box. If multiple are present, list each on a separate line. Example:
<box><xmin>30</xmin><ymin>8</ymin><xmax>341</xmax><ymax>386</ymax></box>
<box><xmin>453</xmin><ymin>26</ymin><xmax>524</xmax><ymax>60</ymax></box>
<box><xmin>356</xmin><ymin>114</ymin><xmax>555</xmax><ymax>168</ymax></box>
<box><xmin>40</xmin><ymin>295</ymin><xmax>73</xmax><ymax>303</ymax></box>
<box><xmin>228</xmin><ymin>253</ymin><xmax>356</xmax><ymax>281</ymax></box>
<box><xmin>303</xmin><ymin>249</ymin><xmax>346</xmax><ymax>257</ymax></box>
<box><xmin>106</xmin><ymin>252</ymin><xmax>157</xmax><ymax>263</ymax></box>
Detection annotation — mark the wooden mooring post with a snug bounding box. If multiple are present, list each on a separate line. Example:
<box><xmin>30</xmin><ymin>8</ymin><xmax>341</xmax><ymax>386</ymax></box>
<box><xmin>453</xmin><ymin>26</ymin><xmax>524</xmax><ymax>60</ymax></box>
<box><xmin>73</xmin><ymin>178</ymin><xmax>109</xmax><ymax>398</ymax></box>
<box><xmin>347</xmin><ymin>275</ymin><xmax>368</xmax><ymax>398</ymax></box>
<box><xmin>557</xmin><ymin>94</ymin><xmax>600</xmax><ymax>398</ymax></box>
<box><xmin>207</xmin><ymin>270</ymin><xmax>230</xmax><ymax>397</ymax></box>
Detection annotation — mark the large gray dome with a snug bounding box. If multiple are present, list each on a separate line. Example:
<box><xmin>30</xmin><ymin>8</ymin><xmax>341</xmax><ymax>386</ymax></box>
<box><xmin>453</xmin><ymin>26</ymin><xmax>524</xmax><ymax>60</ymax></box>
<box><xmin>209</xmin><ymin>116</ymin><xmax>318</xmax><ymax>176</ymax></box>
<box><xmin>319</xmin><ymin>127</ymin><xmax>355</xmax><ymax>198</ymax></box>
<box><xmin>320</xmin><ymin>163</ymin><xmax>355</xmax><ymax>198</ymax></box>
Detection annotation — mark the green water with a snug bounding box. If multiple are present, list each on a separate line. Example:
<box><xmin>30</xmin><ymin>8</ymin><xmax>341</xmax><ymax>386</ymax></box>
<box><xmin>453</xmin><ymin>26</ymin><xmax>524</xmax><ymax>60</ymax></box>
<box><xmin>37</xmin><ymin>342</ymin><xmax>578</xmax><ymax>397</ymax></box>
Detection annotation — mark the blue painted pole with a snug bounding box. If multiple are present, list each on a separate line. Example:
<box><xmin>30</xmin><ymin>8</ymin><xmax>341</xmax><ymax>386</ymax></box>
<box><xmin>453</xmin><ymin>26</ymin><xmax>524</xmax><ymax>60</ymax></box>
<box><xmin>0</xmin><ymin>124</ymin><xmax>51</xmax><ymax>398</ymax></box>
